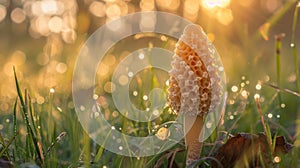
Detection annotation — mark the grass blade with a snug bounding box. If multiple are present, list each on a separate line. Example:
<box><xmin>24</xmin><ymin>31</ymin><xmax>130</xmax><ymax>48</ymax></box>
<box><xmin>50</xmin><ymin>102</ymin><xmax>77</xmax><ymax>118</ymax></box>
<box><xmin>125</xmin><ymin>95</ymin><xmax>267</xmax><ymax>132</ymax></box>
<box><xmin>28</xmin><ymin>94</ymin><xmax>38</xmax><ymax>135</ymax></box>
<box><xmin>262</xmin><ymin>82</ymin><xmax>300</xmax><ymax>98</ymax></box>
<box><xmin>13</xmin><ymin>67</ymin><xmax>44</xmax><ymax>164</ymax></box>
<box><xmin>255</xmin><ymin>98</ymin><xmax>273</xmax><ymax>152</ymax></box>
<box><xmin>94</xmin><ymin>129</ymin><xmax>112</xmax><ymax>162</ymax></box>
<box><xmin>13</xmin><ymin>67</ymin><xmax>25</xmax><ymax>107</ymax></box>
<box><xmin>13</xmin><ymin>98</ymin><xmax>18</xmax><ymax>136</ymax></box>
<box><xmin>46</xmin><ymin>132</ymin><xmax>67</xmax><ymax>155</ymax></box>
<box><xmin>0</xmin><ymin>134</ymin><xmax>17</xmax><ymax>158</ymax></box>
<box><xmin>291</xmin><ymin>2</ymin><xmax>300</xmax><ymax>92</ymax></box>
<box><xmin>257</xmin><ymin>1</ymin><xmax>295</xmax><ymax>40</ymax></box>
<box><xmin>13</xmin><ymin>98</ymin><xmax>18</xmax><ymax>161</ymax></box>
<box><xmin>275</xmin><ymin>33</ymin><xmax>285</xmax><ymax>107</ymax></box>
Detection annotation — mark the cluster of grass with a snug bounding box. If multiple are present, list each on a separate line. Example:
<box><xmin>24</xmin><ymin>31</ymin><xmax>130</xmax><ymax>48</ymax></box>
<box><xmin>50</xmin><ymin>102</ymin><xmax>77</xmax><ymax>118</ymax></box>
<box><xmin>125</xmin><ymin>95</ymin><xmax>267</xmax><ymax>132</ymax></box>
<box><xmin>0</xmin><ymin>2</ymin><xmax>300</xmax><ymax>168</ymax></box>
<box><xmin>1</xmin><ymin>67</ymin><xmax>299</xmax><ymax>167</ymax></box>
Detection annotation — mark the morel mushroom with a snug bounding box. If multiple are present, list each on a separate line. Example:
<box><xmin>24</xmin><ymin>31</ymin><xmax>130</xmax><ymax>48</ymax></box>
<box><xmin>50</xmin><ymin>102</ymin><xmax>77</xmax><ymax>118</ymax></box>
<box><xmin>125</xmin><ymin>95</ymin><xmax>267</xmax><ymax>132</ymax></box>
<box><xmin>168</xmin><ymin>24</ymin><xmax>225</xmax><ymax>166</ymax></box>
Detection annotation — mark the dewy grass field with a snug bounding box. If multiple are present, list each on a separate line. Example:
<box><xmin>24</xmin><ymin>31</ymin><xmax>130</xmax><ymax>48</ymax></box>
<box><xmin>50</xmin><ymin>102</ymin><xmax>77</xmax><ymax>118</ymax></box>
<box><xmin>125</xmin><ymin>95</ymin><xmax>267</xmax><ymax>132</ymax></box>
<box><xmin>0</xmin><ymin>0</ymin><xmax>300</xmax><ymax>167</ymax></box>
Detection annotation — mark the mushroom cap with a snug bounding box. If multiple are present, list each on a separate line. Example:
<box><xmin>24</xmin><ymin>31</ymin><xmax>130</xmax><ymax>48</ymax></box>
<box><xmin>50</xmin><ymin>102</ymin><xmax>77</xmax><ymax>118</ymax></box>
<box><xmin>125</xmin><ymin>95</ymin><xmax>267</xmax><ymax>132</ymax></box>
<box><xmin>168</xmin><ymin>24</ymin><xmax>223</xmax><ymax>116</ymax></box>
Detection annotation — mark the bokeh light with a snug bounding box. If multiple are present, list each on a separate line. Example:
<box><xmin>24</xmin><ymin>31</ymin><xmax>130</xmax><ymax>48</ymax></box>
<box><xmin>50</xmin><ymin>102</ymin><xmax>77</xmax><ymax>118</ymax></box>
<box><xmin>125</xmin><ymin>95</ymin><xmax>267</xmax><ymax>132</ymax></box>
<box><xmin>202</xmin><ymin>0</ymin><xmax>230</xmax><ymax>9</ymax></box>
<box><xmin>139</xmin><ymin>13</ymin><xmax>156</xmax><ymax>31</ymax></box>
<box><xmin>231</xmin><ymin>85</ymin><xmax>238</xmax><ymax>92</ymax></box>
<box><xmin>238</xmin><ymin>0</ymin><xmax>254</xmax><ymax>7</ymax></box>
<box><xmin>140</xmin><ymin>0</ymin><xmax>155</xmax><ymax>11</ymax></box>
<box><xmin>0</xmin><ymin>4</ymin><xmax>7</xmax><ymax>22</ymax></box>
<box><xmin>11</xmin><ymin>8</ymin><xmax>26</xmax><ymax>24</ymax></box>
<box><xmin>156</xmin><ymin>0</ymin><xmax>180</xmax><ymax>12</ymax></box>
<box><xmin>89</xmin><ymin>1</ymin><xmax>106</xmax><ymax>17</ymax></box>
<box><xmin>216</xmin><ymin>9</ymin><xmax>233</xmax><ymax>25</ymax></box>
<box><xmin>106</xmin><ymin>4</ymin><xmax>121</xmax><ymax>19</ymax></box>
<box><xmin>48</xmin><ymin>16</ymin><xmax>63</xmax><ymax>33</ymax></box>
<box><xmin>56</xmin><ymin>62</ymin><xmax>68</xmax><ymax>74</ymax></box>
<box><xmin>263</xmin><ymin>0</ymin><xmax>282</xmax><ymax>13</ymax></box>
<box><xmin>183</xmin><ymin>0</ymin><xmax>200</xmax><ymax>22</ymax></box>
<box><xmin>11</xmin><ymin>51</ymin><xmax>26</xmax><ymax>66</ymax></box>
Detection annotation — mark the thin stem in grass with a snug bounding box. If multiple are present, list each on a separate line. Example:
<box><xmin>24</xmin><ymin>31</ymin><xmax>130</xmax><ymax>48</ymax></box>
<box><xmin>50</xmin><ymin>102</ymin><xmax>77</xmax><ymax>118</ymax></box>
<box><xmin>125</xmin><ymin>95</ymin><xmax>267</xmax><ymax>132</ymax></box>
<box><xmin>262</xmin><ymin>82</ymin><xmax>300</xmax><ymax>98</ymax></box>
<box><xmin>0</xmin><ymin>134</ymin><xmax>17</xmax><ymax>158</ymax></box>
<box><xmin>28</xmin><ymin>94</ymin><xmax>38</xmax><ymax>135</ymax></box>
<box><xmin>48</xmin><ymin>90</ymin><xmax>55</xmax><ymax>144</ymax></box>
<box><xmin>275</xmin><ymin>33</ymin><xmax>285</xmax><ymax>106</ymax></box>
<box><xmin>46</xmin><ymin>132</ymin><xmax>67</xmax><ymax>155</ymax></box>
<box><xmin>255</xmin><ymin>98</ymin><xmax>273</xmax><ymax>153</ymax></box>
<box><xmin>13</xmin><ymin>98</ymin><xmax>18</xmax><ymax>136</ymax></box>
<box><xmin>94</xmin><ymin>129</ymin><xmax>112</xmax><ymax>162</ymax></box>
<box><xmin>83</xmin><ymin>131</ymin><xmax>91</xmax><ymax>167</ymax></box>
<box><xmin>291</xmin><ymin>2</ymin><xmax>300</xmax><ymax>92</ymax></box>
<box><xmin>13</xmin><ymin>98</ymin><xmax>18</xmax><ymax>161</ymax></box>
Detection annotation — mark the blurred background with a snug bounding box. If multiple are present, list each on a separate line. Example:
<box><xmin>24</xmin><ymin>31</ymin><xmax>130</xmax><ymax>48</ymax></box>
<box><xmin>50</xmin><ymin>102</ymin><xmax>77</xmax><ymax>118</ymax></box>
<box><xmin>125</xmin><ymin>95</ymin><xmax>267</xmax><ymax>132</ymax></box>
<box><xmin>0</xmin><ymin>0</ymin><xmax>299</xmax><ymax>138</ymax></box>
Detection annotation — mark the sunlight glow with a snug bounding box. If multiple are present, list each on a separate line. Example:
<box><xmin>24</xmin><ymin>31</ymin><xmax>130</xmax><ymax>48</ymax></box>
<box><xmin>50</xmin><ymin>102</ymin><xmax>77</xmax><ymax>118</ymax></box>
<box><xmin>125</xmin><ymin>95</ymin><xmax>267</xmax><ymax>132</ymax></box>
<box><xmin>11</xmin><ymin>51</ymin><xmax>26</xmax><ymax>65</ymax></box>
<box><xmin>104</xmin><ymin>82</ymin><xmax>115</xmax><ymax>93</ymax></box>
<box><xmin>140</xmin><ymin>0</ymin><xmax>155</xmax><ymax>11</ymax></box>
<box><xmin>255</xmin><ymin>83</ymin><xmax>262</xmax><ymax>90</ymax></box>
<box><xmin>56</xmin><ymin>62</ymin><xmax>67</xmax><ymax>73</ymax></box>
<box><xmin>138</xmin><ymin>53</ymin><xmax>145</xmax><ymax>59</ymax></box>
<box><xmin>48</xmin><ymin>16</ymin><xmax>63</xmax><ymax>33</ymax></box>
<box><xmin>216</xmin><ymin>9</ymin><xmax>233</xmax><ymax>25</ymax></box>
<box><xmin>165</xmin><ymin>80</ymin><xmax>169</xmax><ymax>86</ymax></box>
<box><xmin>41</xmin><ymin>0</ymin><xmax>60</xmax><ymax>15</ymax></box>
<box><xmin>265</xmin><ymin>0</ymin><xmax>281</xmax><ymax>13</ymax></box>
<box><xmin>0</xmin><ymin>4</ymin><xmax>7</xmax><ymax>22</ymax></box>
<box><xmin>133</xmin><ymin>91</ymin><xmax>138</xmax><ymax>96</ymax></box>
<box><xmin>267</xmin><ymin>113</ymin><xmax>273</xmax><ymax>118</ymax></box>
<box><xmin>143</xmin><ymin>95</ymin><xmax>148</xmax><ymax>100</ymax></box>
<box><xmin>140</xmin><ymin>13</ymin><xmax>156</xmax><ymax>31</ymax></box>
<box><xmin>274</xmin><ymin>156</ymin><xmax>281</xmax><ymax>163</ymax></box>
<box><xmin>11</xmin><ymin>8</ymin><xmax>26</xmax><ymax>24</ymax></box>
<box><xmin>50</xmin><ymin>88</ymin><xmax>55</xmax><ymax>93</ymax></box>
<box><xmin>89</xmin><ymin>1</ymin><xmax>106</xmax><ymax>17</ymax></box>
<box><xmin>32</xmin><ymin>16</ymin><xmax>50</xmax><ymax>37</ymax></box>
<box><xmin>119</xmin><ymin>75</ymin><xmax>128</xmax><ymax>85</ymax></box>
<box><xmin>106</xmin><ymin>4</ymin><xmax>121</xmax><ymax>19</ymax></box>
<box><xmin>202</xmin><ymin>0</ymin><xmax>230</xmax><ymax>9</ymax></box>
<box><xmin>231</xmin><ymin>85</ymin><xmax>238</xmax><ymax>92</ymax></box>
<box><xmin>98</xmin><ymin>63</ymin><xmax>109</xmax><ymax>76</ymax></box>
<box><xmin>155</xmin><ymin>0</ymin><xmax>180</xmax><ymax>12</ymax></box>
<box><xmin>241</xmin><ymin>90</ymin><xmax>248</xmax><ymax>98</ymax></box>
<box><xmin>254</xmin><ymin>93</ymin><xmax>260</xmax><ymax>99</ymax></box>
<box><xmin>128</xmin><ymin>71</ymin><xmax>134</xmax><ymax>77</ymax></box>
<box><xmin>36</xmin><ymin>96</ymin><xmax>45</xmax><ymax>104</ymax></box>
<box><xmin>183</xmin><ymin>0</ymin><xmax>199</xmax><ymax>21</ymax></box>
<box><xmin>156</xmin><ymin>127</ymin><xmax>170</xmax><ymax>140</ymax></box>
<box><xmin>291</xmin><ymin>43</ymin><xmax>295</xmax><ymax>47</ymax></box>
<box><xmin>238</xmin><ymin>0</ymin><xmax>253</xmax><ymax>7</ymax></box>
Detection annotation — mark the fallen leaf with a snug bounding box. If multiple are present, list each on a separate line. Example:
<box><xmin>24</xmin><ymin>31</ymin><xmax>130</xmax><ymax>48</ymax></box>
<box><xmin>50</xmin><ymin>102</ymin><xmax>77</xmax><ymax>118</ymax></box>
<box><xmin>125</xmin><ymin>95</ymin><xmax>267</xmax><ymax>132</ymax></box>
<box><xmin>0</xmin><ymin>156</ymin><xmax>13</xmax><ymax>168</ymax></box>
<box><xmin>212</xmin><ymin>133</ymin><xmax>292</xmax><ymax>168</ymax></box>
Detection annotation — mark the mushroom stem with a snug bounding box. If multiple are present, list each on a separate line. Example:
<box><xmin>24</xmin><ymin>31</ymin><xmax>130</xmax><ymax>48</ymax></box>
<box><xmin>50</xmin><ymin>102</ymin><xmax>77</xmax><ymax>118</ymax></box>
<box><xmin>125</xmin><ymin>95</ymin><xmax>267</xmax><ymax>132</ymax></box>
<box><xmin>184</xmin><ymin>115</ymin><xmax>204</xmax><ymax>166</ymax></box>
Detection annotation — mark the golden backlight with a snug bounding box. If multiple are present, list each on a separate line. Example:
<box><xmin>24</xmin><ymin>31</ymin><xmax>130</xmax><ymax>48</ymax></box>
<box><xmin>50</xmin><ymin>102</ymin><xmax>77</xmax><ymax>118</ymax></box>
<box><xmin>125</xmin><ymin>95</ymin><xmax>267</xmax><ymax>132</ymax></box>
<box><xmin>202</xmin><ymin>0</ymin><xmax>231</xmax><ymax>9</ymax></box>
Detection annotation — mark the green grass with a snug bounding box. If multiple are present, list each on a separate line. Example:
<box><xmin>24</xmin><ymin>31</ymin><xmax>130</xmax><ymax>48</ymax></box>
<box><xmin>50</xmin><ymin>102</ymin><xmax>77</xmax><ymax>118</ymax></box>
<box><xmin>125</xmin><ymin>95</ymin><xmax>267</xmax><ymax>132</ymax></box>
<box><xmin>3</xmin><ymin>49</ymin><xmax>300</xmax><ymax>167</ymax></box>
<box><xmin>0</xmin><ymin>1</ymin><xmax>300</xmax><ymax>168</ymax></box>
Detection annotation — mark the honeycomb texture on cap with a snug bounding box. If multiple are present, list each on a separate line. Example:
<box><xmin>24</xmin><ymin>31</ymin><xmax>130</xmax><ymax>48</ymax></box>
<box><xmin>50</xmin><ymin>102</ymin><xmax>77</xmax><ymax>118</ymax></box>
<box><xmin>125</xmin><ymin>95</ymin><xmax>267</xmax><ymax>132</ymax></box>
<box><xmin>168</xmin><ymin>56</ymin><xmax>200</xmax><ymax>115</ymax></box>
<box><xmin>168</xmin><ymin>24</ymin><xmax>223</xmax><ymax>116</ymax></box>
